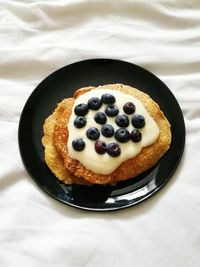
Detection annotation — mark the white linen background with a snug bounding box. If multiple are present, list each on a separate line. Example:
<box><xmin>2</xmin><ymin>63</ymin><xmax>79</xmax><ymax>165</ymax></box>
<box><xmin>0</xmin><ymin>0</ymin><xmax>199</xmax><ymax>266</ymax></box>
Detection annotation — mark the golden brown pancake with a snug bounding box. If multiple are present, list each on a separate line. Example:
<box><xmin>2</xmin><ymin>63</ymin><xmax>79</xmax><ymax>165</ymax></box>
<box><xmin>42</xmin><ymin>98</ymin><xmax>91</xmax><ymax>185</ymax></box>
<box><xmin>51</xmin><ymin>84</ymin><xmax>171</xmax><ymax>185</ymax></box>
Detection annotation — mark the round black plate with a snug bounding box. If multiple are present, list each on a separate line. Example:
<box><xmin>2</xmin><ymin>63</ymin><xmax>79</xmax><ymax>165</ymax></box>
<box><xmin>18</xmin><ymin>59</ymin><xmax>185</xmax><ymax>211</ymax></box>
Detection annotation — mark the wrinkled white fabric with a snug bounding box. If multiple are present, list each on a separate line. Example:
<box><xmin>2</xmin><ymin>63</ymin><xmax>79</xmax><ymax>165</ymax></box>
<box><xmin>0</xmin><ymin>1</ymin><xmax>200</xmax><ymax>266</ymax></box>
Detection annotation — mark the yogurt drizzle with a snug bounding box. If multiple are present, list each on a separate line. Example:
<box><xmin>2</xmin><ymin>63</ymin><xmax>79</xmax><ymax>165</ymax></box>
<box><xmin>67</xmin><ymin>89</ymin><xmax>159</xmax><ymax>175</ymax></box>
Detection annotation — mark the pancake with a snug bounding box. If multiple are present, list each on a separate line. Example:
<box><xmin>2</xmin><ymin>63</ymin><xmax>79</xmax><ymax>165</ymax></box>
<box><xmin>52</xmin><ymin>84</ymin><xmax>171</xmax><ymax>184</ymax></box>
<box><xmin>42</xmin><ymin>98</ymin><xmax>91</xmax><ymax>185</ymax></box>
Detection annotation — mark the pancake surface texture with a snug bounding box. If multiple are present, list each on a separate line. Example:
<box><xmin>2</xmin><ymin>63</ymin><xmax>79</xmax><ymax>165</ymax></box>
<box><xmin>42</xmin><ymin>84</ymin><xmax>171</xmax><ymax>185</ymax></box>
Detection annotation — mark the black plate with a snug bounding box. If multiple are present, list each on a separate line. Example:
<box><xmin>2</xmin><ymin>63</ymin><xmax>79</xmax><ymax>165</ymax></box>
<box><xmin>18</xmin><ymin>59</ymin><xmax>185</xmax><ymax>211</ymax></box>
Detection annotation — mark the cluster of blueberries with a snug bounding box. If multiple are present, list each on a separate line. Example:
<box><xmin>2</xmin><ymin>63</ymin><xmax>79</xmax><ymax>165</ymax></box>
<box><xmin>72</xmin><ymin>93</ymin><xmax>145</xmax><ymax>157</ymax></box>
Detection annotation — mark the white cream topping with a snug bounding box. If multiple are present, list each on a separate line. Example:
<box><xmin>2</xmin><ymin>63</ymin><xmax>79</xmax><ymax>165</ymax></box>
<box><xmin>67</xmin><ymin>89</ymin><xmax>159</xmax><ymax>175</ymax></box>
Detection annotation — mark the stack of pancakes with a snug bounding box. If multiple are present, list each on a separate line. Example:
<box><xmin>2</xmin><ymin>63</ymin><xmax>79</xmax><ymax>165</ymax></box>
<box><xmin>42</xmin><ymin>84</ymin><xmax>171</xmax><ymax>185</ymax></box>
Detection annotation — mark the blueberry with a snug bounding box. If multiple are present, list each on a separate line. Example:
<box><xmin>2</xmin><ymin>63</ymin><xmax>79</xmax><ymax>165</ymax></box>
<box><xmin>101</xmin><ymin>124</ymin><xmax>114</xmax><ymax>137</ymax></box>
<box><xmin>74</xmin><ymin>116</ymin><xmax>87</xmax><ymax>128</ymax></box>
<box><xmin>101</xmin><ymin>93</ymin><xmax>116</xmax><ymax>104</ymax></box>
<box><xmin>72</xmin><ymin>138</ymin><xmax>85</xmax><ymax>151</ymax></box>
<box><xmin>94</xmin><ymin>112</ymin><xmax>107</xmax><ymax>125</ymax></box>
<box><xmin>107</xmin><ymin>143</ymin><xmax>121</xmax><ymax>157</ymax></box>
<box><xmin>95</xmin><ymin>140</ymin><xmax>107</xmax><ymax>154</ymax></box>
<box><xmin>114</xmin><ymin>128</ymin><xmax>130</xmax><ymax>143</ymax></box>
<box><xmin>74</xmin><ymin>103</ymin><xmax>89</xmax><ymax>116</ymax></box>
<box><xmin>115</xmin><ymin>115</ymin><xmax>129</xmax><ymax>127</ymax></box>
<box><xmin>130</xmin><ymin>129</ymin><xmax>142</xmax><ymax>142</ymax></box>
<box><xmin>86</xmin><ymin>127</ymin><xmax>100</xmax><ymax>141</ymax></box>
<box><xmin>123</xmin><ymin>102</ymin><xmax>136</xmax><ymax>114</ymax></box>
<box><xmin>132</xmin><ymin>114</ymin><xmax>145</xmax><ymax>128</ymax></box>
<box><xmin>87</xmin><ymin>97</ymin><xmax>102</xmax><ymax>110</ymax></box>
<box><xmin>105</xmin><ymin>104</ymin><xmax>119</xmax><ymax>117</ymax></box>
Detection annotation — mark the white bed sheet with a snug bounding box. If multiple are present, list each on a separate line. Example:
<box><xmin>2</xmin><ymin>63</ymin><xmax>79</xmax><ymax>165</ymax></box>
<box><xmin>0</xmin><ymin>1</ymin><xmax>200</xmax><ymax>266</ymax></box>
